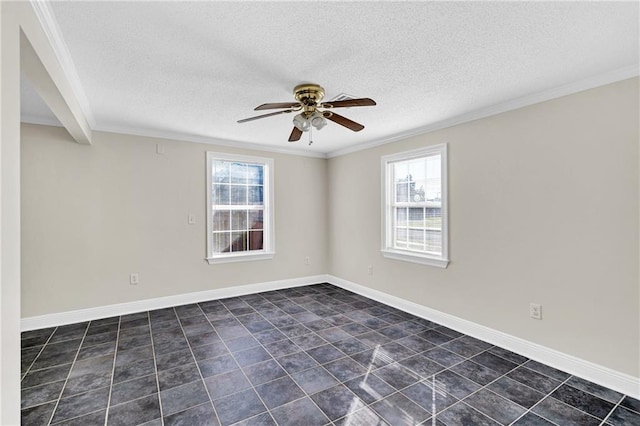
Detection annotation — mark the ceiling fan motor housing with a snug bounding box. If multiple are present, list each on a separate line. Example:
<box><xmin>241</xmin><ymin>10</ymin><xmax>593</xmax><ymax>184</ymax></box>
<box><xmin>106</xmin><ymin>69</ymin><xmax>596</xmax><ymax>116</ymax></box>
<box><xmin>293</xmin><ymin>83</ymin><xmax>325</xmax><ymax>113</ymax></box>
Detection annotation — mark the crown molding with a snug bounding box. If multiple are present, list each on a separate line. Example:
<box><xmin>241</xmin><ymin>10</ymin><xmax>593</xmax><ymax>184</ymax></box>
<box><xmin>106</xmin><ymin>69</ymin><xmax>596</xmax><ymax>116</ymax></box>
<box><xmin>326</xmin><ymin>65</ymin><xmax>640</xmax><ymax>158</ymax></box>
<box><xmin>21</xmin><ymin>114</ymin><xmax>63</xmax><ymax>128</ymax></box>
<box><xmin>93</xmin><ymin>123</ymin><xmax>328</xmax><ymax>159</ymax></box>
<box><xmin>29</xmin><ymin>0</ymin><xmax>96</xmax><ymax>128</ymax></box>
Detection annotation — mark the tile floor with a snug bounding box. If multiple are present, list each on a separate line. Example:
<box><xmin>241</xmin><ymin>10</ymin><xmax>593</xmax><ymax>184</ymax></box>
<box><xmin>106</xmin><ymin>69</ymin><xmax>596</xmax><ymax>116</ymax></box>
<box><xmin>20</xmin><ymin>283</ymin><xmax>639</xmax><ymax>426</ymax></box>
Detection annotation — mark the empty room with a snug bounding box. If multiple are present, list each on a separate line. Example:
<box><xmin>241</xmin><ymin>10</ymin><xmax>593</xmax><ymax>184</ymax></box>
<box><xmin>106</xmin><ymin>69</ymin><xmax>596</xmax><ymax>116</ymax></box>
<box><xmin>1</xmin><ymin>1</ymin><xmax>639</xmax><ymax>425</ymax></box>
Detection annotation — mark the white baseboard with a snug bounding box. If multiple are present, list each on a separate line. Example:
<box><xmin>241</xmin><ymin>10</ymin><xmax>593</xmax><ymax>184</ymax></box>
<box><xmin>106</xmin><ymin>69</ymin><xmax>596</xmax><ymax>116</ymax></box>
<box><xmin>326</xmin><ymin>275</ymin><xmax>640</xmax><ymax>399</ymax></box>
<box><xmin>21</xmin><ymin>274</ymin><xmax>331</xmax><ymax>331</ymax></box>
<box><xmin>22</xmin><ymin>273</ymin><xmax>639</xmax><ymax>398</ymax></box>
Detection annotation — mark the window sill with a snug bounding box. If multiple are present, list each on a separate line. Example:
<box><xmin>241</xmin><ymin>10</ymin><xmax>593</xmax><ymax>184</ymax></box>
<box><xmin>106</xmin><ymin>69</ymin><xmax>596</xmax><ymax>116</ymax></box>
<box><xmin>381</xmin><ymin>249</ymin><xmax>449</xmax><ymax>268</ymax></box>
<box><xmin>206</xmin><ymin>252</ymin><xmax>275</xmax><ymax>264</ymax></box>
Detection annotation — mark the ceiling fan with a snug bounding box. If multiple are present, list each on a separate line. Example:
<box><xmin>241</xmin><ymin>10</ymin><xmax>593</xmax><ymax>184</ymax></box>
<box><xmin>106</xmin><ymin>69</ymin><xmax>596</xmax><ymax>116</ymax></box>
<box><xmin>237</xmin><ymin>83</ymin><xmax>376</xmax><ymax>144</ymax></box>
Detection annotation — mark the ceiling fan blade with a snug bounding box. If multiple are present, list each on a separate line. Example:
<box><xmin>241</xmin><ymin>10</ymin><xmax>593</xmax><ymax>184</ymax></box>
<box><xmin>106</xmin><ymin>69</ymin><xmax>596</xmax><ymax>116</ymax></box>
<box><xmin>237</xmin><ymin>109</ymin><xmax>294</xmax><ymax>123</ymax></box>
<box><xmin>288</xmin><ymin>127</ymin><xmax>302</xmax><ymax>142</ymax></box>
<box><xmin>323</xmin><ymin>111</ymin><xmax>365</xmax><ymax>132</ymax></box>
<box><xmin>255</xmin><ymin>102</ymin><xmax>301</xmax><ymax>111</ymax></box>
<box><xmin>320</xmin><ymin>98</ymin><xmax>377</xmax><ymax>109</ymax></box>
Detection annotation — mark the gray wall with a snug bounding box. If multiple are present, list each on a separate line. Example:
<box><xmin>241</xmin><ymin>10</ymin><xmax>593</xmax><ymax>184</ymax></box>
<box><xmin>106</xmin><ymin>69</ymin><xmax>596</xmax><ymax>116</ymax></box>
<box><xmin>327</xmin><ymin>77</ymin><xmax>639</xmax><ymax>377</ymax></box>
<box><xmin>21</xmin><ymin>125</ymin><xmax>328</xmax><ymax>316</ymax></box>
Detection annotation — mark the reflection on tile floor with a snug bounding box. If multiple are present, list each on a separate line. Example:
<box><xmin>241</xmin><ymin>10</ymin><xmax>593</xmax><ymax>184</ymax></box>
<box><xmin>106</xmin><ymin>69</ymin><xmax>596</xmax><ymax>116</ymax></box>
<box><xmin>21</xmin><ymin>283</ymin><xmax>639</xmax><ymax>425</ymax></box>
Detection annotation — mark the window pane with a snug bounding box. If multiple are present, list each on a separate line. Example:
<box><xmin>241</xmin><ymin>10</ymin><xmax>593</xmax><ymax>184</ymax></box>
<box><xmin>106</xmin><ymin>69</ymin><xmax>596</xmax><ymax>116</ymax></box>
<box><xmin>248</xmin><ymin>230</ymin><xmax>263</xmax><ymax>250</ymax></box>
<box><xmin>396</xmin><ymin>183</ymin><xmax>409</xmax><ymax>202</ymax></box>
<box><xmin>249</xmin><ymin>211</ymin><xmax>263</xmax><ymax>230</ymax></box>
<box><xmin>426</xmin><ymin>208</ymin><xmax>441</xmax><ymax>229</ymax></box>
<box><xmin>425</xmin><ymin>154</ymin><xmax>441</xmax><ymax>201</ymax></box>
<box><xmin>213</xmin><ymin>161</ymin><xmax>229</xmax><ymax>183</ymax></box>
<box><xmin>212</xmin><ymin>232</ymin><xmax>230</xmax><ymax>253</ymax></box>
<box><xmin>396</xmin><ymin>208</ymin><xmax>407</xmax><ymax>226</ymax></box>
<box><xmin>396</xmin><ymin>228</ymin><xmax>407</xmax><ymax>242</ymax></box>
<box><xmin>213</xmin><ymin>184</ymin><xmax>229</xmax><ymax>205</ymax></box>
<box><xmin>408</xmin><ymin>208</ymin><xmax>424</xmax><ymax>227</ymax></box>
<box><xmin>212</xmin><ymin>211</ymin><xmax>230</xmax><ymax>231</ymax></box>
<box><xmin>409</xmin><ymin>158</ymin><xmax>426</xmax><ymax>182</ymax></box>
<box><xmin>426</xmin><ymin>230</ymin><xmax>442</xmax><ymax>254</ymax></box>
<box><xmin>230</xmin><ymin>231</ymin><xmax>247</xmax><ymax>252</ymax></box>
<box><xmin>231</xmin><ymin>210</ymin><xmax>247</xmax><ymax>231</ymax></box>
<box><xmin>410</xmin><ymin>157</ymin><xmax>427</xmax><ymax>203</ymax></box>
<box><xmin>247</xmin><ymin>164</ymin><xmax>263</xmax><ymax>185</ymax></box>
<box><xmin>230</xmin><ymin>163</ymin><xmax>247</xmax><ymax>184</ymax></box>
<box><xmin>408</xmin><ymin>228</ymin><xmax>424</xmax><ymax>244</ymax></box>
<box><xmin>248</xmin><ymin>186</ymin><xmax>263</xmax><ymax>205</ymax></box>
<box><xmin>230</xmin><ymin>186</ymin><xmax>247</xmax><ymax>205</ymax></box>
<box><xmin>394</xmin><ymin>162</ymin><xmax>408</xmax><ymax>183</ymax></box>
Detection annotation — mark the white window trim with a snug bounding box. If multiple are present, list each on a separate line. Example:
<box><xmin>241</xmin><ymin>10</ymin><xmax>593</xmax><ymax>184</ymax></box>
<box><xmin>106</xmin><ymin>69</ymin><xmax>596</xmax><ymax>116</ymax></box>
<box><xmin>206</xmin><ymin>152</ymin><xmax>275</xmax><ymax>264</ymax></box>
<box><xmin>381</xmin><ymin>143</ymin><xmax>449</xmax><ymax>268</ymax></box>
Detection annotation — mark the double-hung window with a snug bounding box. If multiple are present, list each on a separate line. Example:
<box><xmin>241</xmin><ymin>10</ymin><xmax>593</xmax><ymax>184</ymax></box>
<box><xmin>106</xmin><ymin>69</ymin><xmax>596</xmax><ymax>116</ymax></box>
<box><xmin>382</xmin><ymin>144</ymin><xmax>449</xmax><ymax>268</ymax></box>
<box><xmin>206</xmin><ymin>152</ymin><xmax>274</xmax><ymax>264</ymax></box>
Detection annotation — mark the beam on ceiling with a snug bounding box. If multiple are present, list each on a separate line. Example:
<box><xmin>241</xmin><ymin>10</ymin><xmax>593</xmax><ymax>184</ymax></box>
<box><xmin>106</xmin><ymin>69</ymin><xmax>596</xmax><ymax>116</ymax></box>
<box><xmin>17</xmin><ymin>1</ymin><xmax>92</xmax><ymax>145</ymax></box>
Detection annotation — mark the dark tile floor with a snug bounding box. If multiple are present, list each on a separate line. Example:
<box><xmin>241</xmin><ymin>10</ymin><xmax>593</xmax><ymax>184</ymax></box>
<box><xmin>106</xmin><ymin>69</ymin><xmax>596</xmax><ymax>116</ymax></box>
<box><xmin>20</xmin><ymin>283</ymin><xmax>639</xmax><ymax>426</ymax></box>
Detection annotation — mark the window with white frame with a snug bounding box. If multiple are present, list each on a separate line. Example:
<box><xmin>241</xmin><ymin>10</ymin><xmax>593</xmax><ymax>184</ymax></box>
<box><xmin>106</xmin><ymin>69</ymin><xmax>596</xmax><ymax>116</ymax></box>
<box><xmin>382</xmin><ymin>144</ymin><xmax>449</xmax><ymax>268</ymax></box>
<box><xmin>206</xmin><ymin>152</ymin><xmax>274</xmax><ymax>264</ymax></box>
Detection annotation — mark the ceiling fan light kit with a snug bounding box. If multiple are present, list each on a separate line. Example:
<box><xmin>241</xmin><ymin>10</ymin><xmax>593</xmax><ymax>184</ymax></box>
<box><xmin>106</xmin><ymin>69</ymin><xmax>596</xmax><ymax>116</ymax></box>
<box><xmin>293</xmin><ymin>111</ymin><xmax>327</xmax><ymax>132</ymax></box>
<box><xmin>238</xmin><ymin>83</ymin><xmax>376</xmax><ymax>144</ymax></box>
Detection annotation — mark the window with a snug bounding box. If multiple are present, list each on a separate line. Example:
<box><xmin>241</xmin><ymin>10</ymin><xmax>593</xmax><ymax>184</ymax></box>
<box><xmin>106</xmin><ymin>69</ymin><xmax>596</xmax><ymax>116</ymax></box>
<box><xmin>206</xmin><ymin>152</ymin><xmax>274</xmax><ymax>264</ymax></box>
<box><xmin>382</xmin><ymin>144</ymin><xmax>449</xmax><ymax>268</ymax></box>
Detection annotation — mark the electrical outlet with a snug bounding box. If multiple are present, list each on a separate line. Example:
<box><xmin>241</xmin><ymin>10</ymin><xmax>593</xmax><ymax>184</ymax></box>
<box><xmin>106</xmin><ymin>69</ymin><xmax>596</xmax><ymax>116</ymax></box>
<box><xmin>367</xmin><ymin>265</ymin><xmax>373</xmax><ymax>275</ymax></box>
<box><xmin>304</xmin><ymin>256</ymin><xmax>310</xmax><ymax>265</ymax></box>
<box><xmin>529</xmin><ymin>303</ymin><xmax>542</xmax><ymax>320</ymax></box>
<box><xmin>130</xmin><ymin>273</ymin><xmax>139</xmax><ymax>285</ymax></box>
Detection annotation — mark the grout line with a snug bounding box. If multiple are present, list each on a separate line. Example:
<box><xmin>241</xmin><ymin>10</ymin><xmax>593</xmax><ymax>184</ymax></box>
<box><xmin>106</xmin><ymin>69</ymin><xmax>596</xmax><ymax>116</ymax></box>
<box><xmin>539</xmin><ymin>387</ymin><xmax>621</xmax><ymax>425</ymax></box>
<box><xmin>147</xmin><ymin>312</ymin><xmax>165</xmax><ymax>425</ymax></box>
<box><xmin>173</xmin><ymin>305</ymin><xmax>224</xmax><ymax>426</ymax></box>
<box><xmin>45</xmin><ymin>323</ymin><xmax>91</xmax><ymax>426</ymax></box>
<box><xmin>48</xmin><ymin>407</ymin><xmax>107</xmax><ymax>425</ymax></box>
<box><xmin>429</xmin><ymin>352</ymin><xmax>534</xmax><ymax>422</ymax></box>
<box><xmin>217</xmin><ymin>289</ymin><xmax>338</xmax><ymax>422</ymax></box>
<box><xmin>20</xmin><ymin>366</ymin><xmax>74</xmax><ymax>392</ymax></box>
<box><xmin>197</xmin><ymin>298</ymin><xmax>283</xmax><ymax>425</ymax></box>
<box><xmin>21</xmin><ymin>327</ymin><xmax>58</xmax><ymax>381</ymax></box>
<box><xmin>103</xmin><ymin>316</ymin><xmax>122</xmax><ymax>426</ymax></box>
<box><xmin>105</xmin><ymin>389</ymin><xmax>162</xmax><ymax>408</ymax></box>
<box><xmin>558</xmin><ymin>375</ymin><xmax>627</xmax><ymax>407</ymax></box>
<box><xmin>253</xmin><ymin>291</ymin><xmax>379</xmax><ymax>421</ymax></box>
<box><xmin>517</xmin><ymin>375</ymin><xmax>579</xmax><ymax>426</ymax></box>
<box><xmin>256</xmin><ymin>294</ymin><xmax>416</xmax><ymax>422</ymax></box>
<box><xmin>599</xmin><ymin>398</ymin><xmax>624</xmax><ymax>425</ymax></box>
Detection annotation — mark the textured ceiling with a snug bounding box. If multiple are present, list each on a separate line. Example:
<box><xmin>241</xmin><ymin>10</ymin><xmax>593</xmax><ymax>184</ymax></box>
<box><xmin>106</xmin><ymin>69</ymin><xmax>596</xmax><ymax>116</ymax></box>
<box><xmin>20</xmin><ymin>1</ymin><xmax>639</xmax><ymax>157</ymax></box>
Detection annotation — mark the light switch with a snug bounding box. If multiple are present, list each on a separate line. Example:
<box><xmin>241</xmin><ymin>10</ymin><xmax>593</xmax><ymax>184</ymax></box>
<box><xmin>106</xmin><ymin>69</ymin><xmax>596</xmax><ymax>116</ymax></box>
<box><xmin>188</xmin><ymin>214</ymin><xmax>196</xmax><ymax>224</ymax></box>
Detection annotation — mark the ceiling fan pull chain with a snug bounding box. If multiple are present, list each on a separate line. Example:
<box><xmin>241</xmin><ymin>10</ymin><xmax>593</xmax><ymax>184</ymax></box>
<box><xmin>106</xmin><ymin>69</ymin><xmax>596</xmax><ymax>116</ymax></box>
<box><xmin>308</xmin><ymin>126</ymin><xmax>313</xmax><ymax>146</ymax></box>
